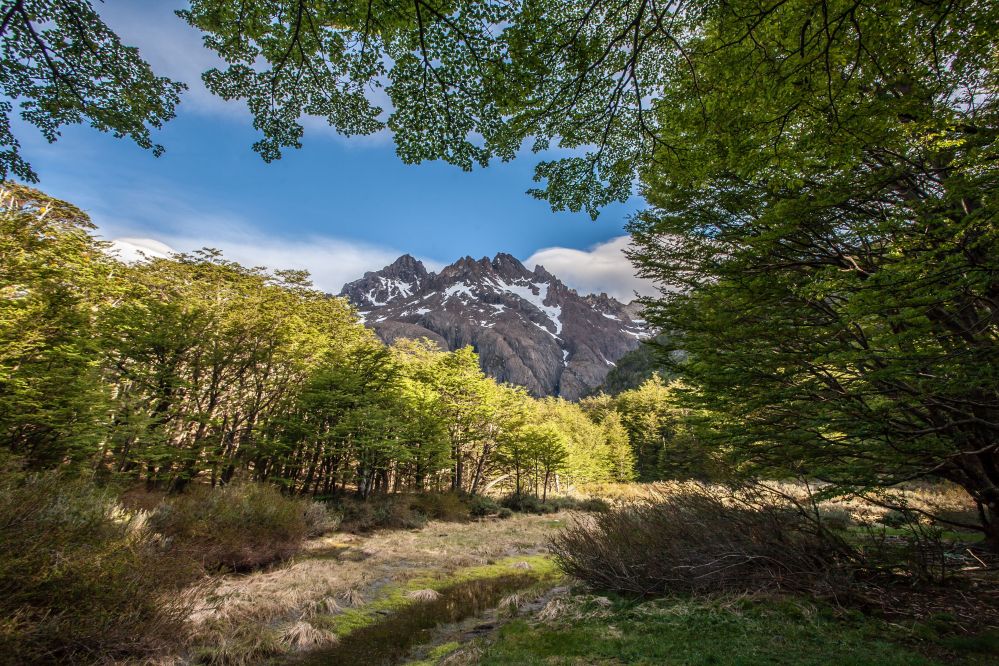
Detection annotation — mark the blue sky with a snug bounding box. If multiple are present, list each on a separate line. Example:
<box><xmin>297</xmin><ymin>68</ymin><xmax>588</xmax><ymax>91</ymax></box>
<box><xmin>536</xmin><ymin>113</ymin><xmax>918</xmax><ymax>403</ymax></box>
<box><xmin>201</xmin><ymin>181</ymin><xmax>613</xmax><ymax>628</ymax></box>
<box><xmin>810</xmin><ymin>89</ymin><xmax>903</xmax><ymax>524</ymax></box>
<box><xmin>14</xmin><ymin>1</ymin><xmax>651</xmax><ymax>300</ymax></box>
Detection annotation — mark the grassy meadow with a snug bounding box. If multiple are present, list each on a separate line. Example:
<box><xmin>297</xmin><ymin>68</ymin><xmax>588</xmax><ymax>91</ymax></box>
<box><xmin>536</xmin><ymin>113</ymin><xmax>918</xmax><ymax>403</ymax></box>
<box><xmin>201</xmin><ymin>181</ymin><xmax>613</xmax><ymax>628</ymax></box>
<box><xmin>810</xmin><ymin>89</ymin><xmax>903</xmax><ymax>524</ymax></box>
<box><xmin>6</xmin><ymin>468</ymin><xmax>996</xmax><ymax>665</ymax></box>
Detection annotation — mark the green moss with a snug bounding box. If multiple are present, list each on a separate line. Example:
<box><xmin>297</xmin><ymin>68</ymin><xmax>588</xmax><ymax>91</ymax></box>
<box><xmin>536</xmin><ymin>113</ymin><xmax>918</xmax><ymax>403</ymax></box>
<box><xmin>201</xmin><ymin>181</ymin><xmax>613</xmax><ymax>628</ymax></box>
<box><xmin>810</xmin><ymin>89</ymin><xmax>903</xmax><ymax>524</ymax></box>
<box><xmin>331</xmin><ymin>555</ymin><xmax>557</xmax><ymax>636</ymax></box>
<box><xmin>939</xmin><ymin>630</ymin><xmax>999</xmax><ymax>656</ymax></box>
<box><xmin>406</xmin><ymin>641</ymin><xmax>464</xmax><ymax>666</ymax></box>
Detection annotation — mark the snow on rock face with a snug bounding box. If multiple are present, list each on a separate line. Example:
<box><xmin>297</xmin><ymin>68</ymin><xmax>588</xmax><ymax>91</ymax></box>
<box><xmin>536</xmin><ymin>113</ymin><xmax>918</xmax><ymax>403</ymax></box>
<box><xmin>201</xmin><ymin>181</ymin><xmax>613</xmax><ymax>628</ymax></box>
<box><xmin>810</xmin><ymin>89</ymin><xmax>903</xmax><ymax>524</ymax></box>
<box><xmin>494</xmin><ymin>278</ymin><xmax>563</xmax><ymax>335</ymax></box>
<box><xmin>340</xmin><ymin>254</ymin><xmax>428</xmax><ymax>308</ymax></box>
<box><xmin>444</xmin><ymin>282</ymin><xmax>476</xmax><ymax>301</ymax></box>
<box><xmin>339</xmin><ymin>252</ymin><xmax>651</xmax><ymax>399</ymax></box>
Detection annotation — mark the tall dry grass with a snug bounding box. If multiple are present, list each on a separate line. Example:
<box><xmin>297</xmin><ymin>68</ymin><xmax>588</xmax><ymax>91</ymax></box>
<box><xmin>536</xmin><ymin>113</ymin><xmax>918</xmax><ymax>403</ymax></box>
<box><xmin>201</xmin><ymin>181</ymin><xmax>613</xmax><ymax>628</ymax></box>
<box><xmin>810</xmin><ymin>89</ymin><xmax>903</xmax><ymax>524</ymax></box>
<box><xmin>0</xmin><ymin>461</ymin><xmax>198</xmax><ymax>663</ymax></box>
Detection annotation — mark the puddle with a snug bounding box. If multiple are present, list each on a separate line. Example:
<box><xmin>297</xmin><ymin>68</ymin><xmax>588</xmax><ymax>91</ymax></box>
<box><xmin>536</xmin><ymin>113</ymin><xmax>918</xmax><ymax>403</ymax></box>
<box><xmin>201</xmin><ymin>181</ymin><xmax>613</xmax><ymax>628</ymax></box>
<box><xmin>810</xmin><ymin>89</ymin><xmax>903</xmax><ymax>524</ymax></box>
<box><xmin>292</xmin><ymin>574</ymin><xmax>537</xmax><ymax>665</ymax></box>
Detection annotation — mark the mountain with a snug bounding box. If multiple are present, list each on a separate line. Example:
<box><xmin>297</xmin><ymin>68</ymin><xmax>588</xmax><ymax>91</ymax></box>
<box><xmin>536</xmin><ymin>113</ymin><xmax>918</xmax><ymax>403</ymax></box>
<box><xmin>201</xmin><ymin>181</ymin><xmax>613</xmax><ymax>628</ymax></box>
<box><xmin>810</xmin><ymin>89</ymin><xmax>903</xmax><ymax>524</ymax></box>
<box><xmin>594</xmin><ymin>334</ymin><xmax>675</xmax><ymax>395</ymax></box>
<box><xmin>340</xmin><ymin>253</ymin><xmax>649</xmax><ymax>399</ymax></box>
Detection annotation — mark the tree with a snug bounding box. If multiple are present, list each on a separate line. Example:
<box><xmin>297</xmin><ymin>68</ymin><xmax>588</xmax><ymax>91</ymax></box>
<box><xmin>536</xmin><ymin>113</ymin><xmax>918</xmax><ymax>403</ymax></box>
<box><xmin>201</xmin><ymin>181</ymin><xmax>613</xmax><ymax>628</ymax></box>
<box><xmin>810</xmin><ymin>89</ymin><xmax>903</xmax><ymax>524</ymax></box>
<box><xmin>538</xmin><ymin>397</ymin><xmax>616</xmax><ymax>487</ymax></box>
<box><xmin>600</xmin><ymin>411</ymin><xmax>635</xmax><ymax>483</ymax></box>
<box><xmin>95</xmin><ymin>249</ymin><xmax>363</xmax><ymax>489</ymax></box>
<box><xmin>0</xmin><ymin>0</ymin><xmax>185</xmax><ymax>182</ymax></box>
<box><xmin>0</xmin><ymin>184</ymin><xmax>114</xmax><ymax>465</ymax></box>
<box><xmin>532</xmin><ymin>423</ymin><xmax>568</xmax><ymax>501</ymax></box>
<box><xmin>619</xmin><ymin>0</ymin><xmax>999</xmax><ymax>545</ymax></box>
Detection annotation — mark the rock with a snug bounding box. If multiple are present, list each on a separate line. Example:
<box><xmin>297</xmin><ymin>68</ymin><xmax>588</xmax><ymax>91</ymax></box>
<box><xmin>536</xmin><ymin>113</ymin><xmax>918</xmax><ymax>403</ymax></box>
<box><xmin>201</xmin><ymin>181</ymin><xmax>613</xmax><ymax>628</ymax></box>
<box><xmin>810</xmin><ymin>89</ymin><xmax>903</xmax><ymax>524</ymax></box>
<box><xmin>341</xmin><ymin>253</ymin><xmax>651</xmax><ymax>399</ymax></box>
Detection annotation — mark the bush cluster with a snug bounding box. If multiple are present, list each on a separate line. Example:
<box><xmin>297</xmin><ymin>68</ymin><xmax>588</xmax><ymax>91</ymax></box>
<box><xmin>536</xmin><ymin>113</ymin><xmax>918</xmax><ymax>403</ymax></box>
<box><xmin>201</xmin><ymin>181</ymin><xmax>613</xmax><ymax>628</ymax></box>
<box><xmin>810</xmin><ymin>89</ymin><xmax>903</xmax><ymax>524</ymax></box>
<box><xmin>549</xmin><ymin>486</ymin><xmax>843</xmax><ymax>597</ymax></box>
<box><xmin>334</xmin><ymin>494</ymin><xmax>426</xmax><ymax>532</ymax></box>
<box><xmin>150</xmin><ymin>482</ymin><xmax>310</xmax><ymax>571</ymax></box>
<box><xmin>500</xmin><ymin>493</ymin><xmax>610</xmax><ymax>515</ymax></box>
<box><xmin>304</xmin><ymin>500</ymin><xmax>342</xmax><ymax>537</ymax></box>
<box><xmin>468</xmin><ymin>494</ymin><xmax>501</xmax><ymax>516</ymax></box>
<box><xmin>408</xmin><ymin>491</ymin><xmax>471</xmax><ymax>521</ymax></box>
<box><xmin>0</xmin><ymin>461</ymin><xmax>196</xmax><ymax>663</ymax></box>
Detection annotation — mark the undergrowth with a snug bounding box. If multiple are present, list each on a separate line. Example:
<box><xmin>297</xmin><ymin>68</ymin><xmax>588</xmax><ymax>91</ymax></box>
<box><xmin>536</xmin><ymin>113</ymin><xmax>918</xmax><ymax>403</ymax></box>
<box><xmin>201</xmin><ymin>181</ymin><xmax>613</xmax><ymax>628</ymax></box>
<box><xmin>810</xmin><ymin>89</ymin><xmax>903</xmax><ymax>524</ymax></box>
<box><xmin>0</xmin><ymin>459</ymin><xmax>197</xmax><ymax>663</ymax></box>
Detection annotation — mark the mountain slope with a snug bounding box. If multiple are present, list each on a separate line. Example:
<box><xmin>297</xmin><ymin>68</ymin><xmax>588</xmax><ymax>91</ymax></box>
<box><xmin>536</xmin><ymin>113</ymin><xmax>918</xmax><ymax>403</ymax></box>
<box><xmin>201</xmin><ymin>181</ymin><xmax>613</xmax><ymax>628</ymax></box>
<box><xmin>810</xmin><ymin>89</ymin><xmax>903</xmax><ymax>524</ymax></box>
<box><xmin>340</xmin><ymin>253</ymin><xmax>648</xmax><ymax>399</ymax></box>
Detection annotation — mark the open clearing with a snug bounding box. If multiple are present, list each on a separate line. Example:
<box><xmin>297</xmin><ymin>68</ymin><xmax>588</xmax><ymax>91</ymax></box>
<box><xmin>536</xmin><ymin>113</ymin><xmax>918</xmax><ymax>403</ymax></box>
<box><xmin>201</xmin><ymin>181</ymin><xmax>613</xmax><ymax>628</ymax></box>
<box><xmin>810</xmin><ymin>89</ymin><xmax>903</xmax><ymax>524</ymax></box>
<box><xmin>182</xmin><ymin>504</ymin><xmax>998</xmax><ymax>666</ymax></box>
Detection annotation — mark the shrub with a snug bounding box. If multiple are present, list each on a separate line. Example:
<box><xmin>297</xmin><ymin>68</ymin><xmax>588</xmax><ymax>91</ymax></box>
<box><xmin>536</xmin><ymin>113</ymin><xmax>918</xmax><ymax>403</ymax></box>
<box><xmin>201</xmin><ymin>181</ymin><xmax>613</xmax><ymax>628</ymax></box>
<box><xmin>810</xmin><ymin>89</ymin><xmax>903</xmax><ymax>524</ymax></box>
<box><xmin>468</xmin><ymin>495</ymin><xmax>501</xmax><ymax>517</ymax></box>
<box><xmin>549</xmin><ymin>485</ymin><xmax>844</xmax><ymax>597</ymax></box>
<box><xmin>576</xmin><ymin>497</ymin><xmax>611</xmax><ymax>513</ymax></box>
<box><xmin>501</xmin><ymin>493</ymin><xmax>610</xmax><ymax>514</ymax></box>
<box><xmin>0</xmin><ymin>461</ymin><xmax>196</xmax><ymax>663</ymax></box>
<box><xmin>151</xmin><ymin>482</ymin><xmax>308</xmax><ymax>571</ymax></box>
<box><xmin>879</xmin><ymin>509</ymin><xmax>914</xmax><ymax>529</ymax></box>
<box><xmin>500</xmin><ymin>493</ymin><xmax>546</xmax><ymax>514</ymax></box>
<box><xmin>816</xmin><ymin>506</ymin><xmax>856</xmax><ymax>531</ymax></box>
<box><xmin>408</xmin><ymin>492</ymin><xmax>470</xmax><ymax>521</ymax></box>
<box><xmin>548</xmin><ymin>496</ymin><xmax>611</xmax><ymax>513</ymax></box>
<box><xmin>304</xmin><ymin>501</ymin><xmax>341</xmax><ymax>538</ymax></box>
<box><xmin>335</xmin><ymin>494</ymin><xmax>427</xmax><ymax>532</ymax></box>
<box><xmin>497</xmin><ymin>507</ymin><xmax>514</xmax><ymax>519</ymax></box>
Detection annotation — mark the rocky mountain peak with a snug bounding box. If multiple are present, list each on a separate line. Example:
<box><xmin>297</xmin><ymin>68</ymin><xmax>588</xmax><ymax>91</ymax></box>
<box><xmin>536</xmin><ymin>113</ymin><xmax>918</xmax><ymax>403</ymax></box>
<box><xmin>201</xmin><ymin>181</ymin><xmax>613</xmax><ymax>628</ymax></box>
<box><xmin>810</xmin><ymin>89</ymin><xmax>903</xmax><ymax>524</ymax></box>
<box><xmin>385</xmin><ymin>253</ymin><xmax>427</xmax><ymax>280</ymax></box>
<box><xmin>340</xmin><ymin>253</ymin><xmax>427</xmax><ymax>306</ymax></box>
<box><xmin>340</xmin><ymin>252</ymin><xmax>650</xmax><ymax>399</ymax></box>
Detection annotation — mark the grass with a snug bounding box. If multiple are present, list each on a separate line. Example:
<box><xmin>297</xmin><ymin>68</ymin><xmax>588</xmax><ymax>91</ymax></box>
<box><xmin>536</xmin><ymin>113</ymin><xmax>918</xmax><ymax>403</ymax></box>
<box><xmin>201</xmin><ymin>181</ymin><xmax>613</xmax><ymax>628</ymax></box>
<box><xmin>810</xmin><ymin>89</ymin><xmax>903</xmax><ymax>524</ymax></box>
<box><xmin>177</xmin><ymin>483</ymin><xmax>994</xmax><ymax>665</ymax></box>
<box><xmin>184</xmin><ymin>512</ymin><xmax>563</xmax><ymax>664</ymax></box>
<box><xmin>407</xmin><ymin>640</ymin><xmax>463</xmax><ymax>666</ymax></box>
<box><xmin>471</xmin><ymin>595</ymin><xmax>997</xmax><ymax>666</ymax></box>
<box><xmin>848</xmin><ymin>525</ymin><xmax>985</xmax><ymax>543</ymax></box>
<box><xmin>327</xmin><ymin>554</ymin><xmax>558</xmax><ymax>636</ymax></box>
<box><xmin>577</xmin><ymin>480</ymin><xmax>982</xmax><ymax>532</ymax></box>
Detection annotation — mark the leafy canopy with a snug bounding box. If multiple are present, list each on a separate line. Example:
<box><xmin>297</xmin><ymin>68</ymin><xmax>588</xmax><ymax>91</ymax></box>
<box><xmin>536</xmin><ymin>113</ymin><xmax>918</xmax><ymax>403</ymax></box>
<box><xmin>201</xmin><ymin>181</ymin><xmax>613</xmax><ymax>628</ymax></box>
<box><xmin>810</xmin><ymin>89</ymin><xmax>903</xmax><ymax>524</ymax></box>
<box><xmin>0</xmin><ymin>0</ymin><xmax>185</xmax><ymax>181</ymax></box>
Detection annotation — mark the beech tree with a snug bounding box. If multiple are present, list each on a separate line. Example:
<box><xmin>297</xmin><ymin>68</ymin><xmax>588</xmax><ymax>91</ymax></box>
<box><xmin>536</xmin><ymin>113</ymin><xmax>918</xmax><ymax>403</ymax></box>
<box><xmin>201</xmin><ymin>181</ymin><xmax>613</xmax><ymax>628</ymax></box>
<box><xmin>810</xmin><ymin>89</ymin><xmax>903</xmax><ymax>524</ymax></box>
<box><xmin>622</xmin><ymin>1</ymin><xmax>999</xmax><ymax>545</ymax></box>
<box><xmin>0</xmin><ymin>184</ymin><xmax>114</xmax><ymax>465</ymax></box>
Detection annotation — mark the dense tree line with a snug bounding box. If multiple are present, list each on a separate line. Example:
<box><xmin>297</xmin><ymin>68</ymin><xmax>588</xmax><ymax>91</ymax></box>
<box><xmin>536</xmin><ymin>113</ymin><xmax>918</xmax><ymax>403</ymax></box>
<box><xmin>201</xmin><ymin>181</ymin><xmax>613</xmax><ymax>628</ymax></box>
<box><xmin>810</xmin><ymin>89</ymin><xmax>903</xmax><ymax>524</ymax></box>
<box><xmin>7</xmin><ymin>1</ymin><xmax>991</xmax><ymax>542</ymax></box>
<box><xmin>155</xmin><ymin>0</ymin><xmax>997</xmax><ymax>546</ymax></box>
<box><xmin>0</xmin><ymin>184</ymin><xmax>666</xmax><ymax>497</ymax></box>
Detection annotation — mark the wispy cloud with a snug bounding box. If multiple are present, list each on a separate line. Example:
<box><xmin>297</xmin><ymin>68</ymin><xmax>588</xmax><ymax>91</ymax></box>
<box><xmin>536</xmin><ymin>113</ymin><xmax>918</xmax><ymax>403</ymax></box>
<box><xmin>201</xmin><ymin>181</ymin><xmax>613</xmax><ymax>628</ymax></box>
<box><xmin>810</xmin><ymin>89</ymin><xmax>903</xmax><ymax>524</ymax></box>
<box><xmin>107</xmin><ymin>231</ymin><xmax>419</xmax><ymax>294</ymax></box>
<box><xmin>76</xmin><ymin>178</ymin><xmax>435</xmax><ymax>294</ymax></box>
<box><xmin>525</xmin><ymin>236</ymin><xmax>658</xmax><ymax>302</ymax></box>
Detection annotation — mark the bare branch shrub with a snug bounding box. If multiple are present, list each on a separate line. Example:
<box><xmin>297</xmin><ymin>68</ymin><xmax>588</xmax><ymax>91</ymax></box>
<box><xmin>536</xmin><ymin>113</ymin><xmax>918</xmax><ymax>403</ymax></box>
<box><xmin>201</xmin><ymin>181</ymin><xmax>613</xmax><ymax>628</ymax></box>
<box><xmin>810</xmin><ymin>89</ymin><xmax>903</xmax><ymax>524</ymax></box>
<box><xmin>548</xmin><ymin>484</ymin><xmax>849</xmax><ymax>597</ymax></box>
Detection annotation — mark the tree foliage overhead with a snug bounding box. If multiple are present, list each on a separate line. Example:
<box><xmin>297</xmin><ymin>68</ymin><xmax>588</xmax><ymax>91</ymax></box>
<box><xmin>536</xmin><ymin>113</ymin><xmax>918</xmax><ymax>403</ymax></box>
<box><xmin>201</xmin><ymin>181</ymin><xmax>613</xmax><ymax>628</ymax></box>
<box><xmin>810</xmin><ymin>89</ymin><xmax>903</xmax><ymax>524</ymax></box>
<box><xmin>179</xmin><ymin>0</ymin><xmax>702</xmax><ymax>216</ymax></box>
<box><xmin>0</xmin><ymin>0</ymin><xmax>185</xmax><ymax>182</ymax></box>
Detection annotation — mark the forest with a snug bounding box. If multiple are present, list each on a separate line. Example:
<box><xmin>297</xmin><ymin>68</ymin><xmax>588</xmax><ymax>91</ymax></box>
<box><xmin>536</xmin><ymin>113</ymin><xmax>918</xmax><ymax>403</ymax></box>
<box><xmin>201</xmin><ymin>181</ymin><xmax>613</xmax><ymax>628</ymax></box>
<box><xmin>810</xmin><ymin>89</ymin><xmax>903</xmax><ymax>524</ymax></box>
<box><xmin>1</xmin><ymin>183</ymin><xmax>672</xmax><ymax>497</ymax></box>
<box><xmin>1</xmin><ymin>0</ymin><xmax>997</xmax><ymax>664</ymax></box>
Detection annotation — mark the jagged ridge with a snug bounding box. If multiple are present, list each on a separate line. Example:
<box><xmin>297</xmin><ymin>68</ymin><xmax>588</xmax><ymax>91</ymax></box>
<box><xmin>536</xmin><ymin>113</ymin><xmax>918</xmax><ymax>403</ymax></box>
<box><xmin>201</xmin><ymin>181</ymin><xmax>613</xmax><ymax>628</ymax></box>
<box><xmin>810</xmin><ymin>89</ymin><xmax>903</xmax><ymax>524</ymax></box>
<box><xmin>340</xmin><ymin>253</ymin><xmax>648</xmax><ymax>399</ymax></box>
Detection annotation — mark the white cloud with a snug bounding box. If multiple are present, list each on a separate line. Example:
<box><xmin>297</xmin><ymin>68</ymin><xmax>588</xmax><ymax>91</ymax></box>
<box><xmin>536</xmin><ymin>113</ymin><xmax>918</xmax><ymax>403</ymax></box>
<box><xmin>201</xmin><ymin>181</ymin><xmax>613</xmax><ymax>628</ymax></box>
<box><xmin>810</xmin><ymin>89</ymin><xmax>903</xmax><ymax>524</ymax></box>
<box><xmin>108</xmin><ymin>237</ymin><xmax>175</xmax><ymax>263</ymax></box>
<box><xmin>105</xmin><ymin>231</ymin><xmax>413</xmax><ymax>294</ymax></box>
<box><xmin>78</xmin><ymin>180</ymin><xmax>434</xmax><ymax>295</ymax></box>
<box><xmin>525</xmin><ymin>236</ymin><xmax>658</xmax><ymax>302</ymax></box>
